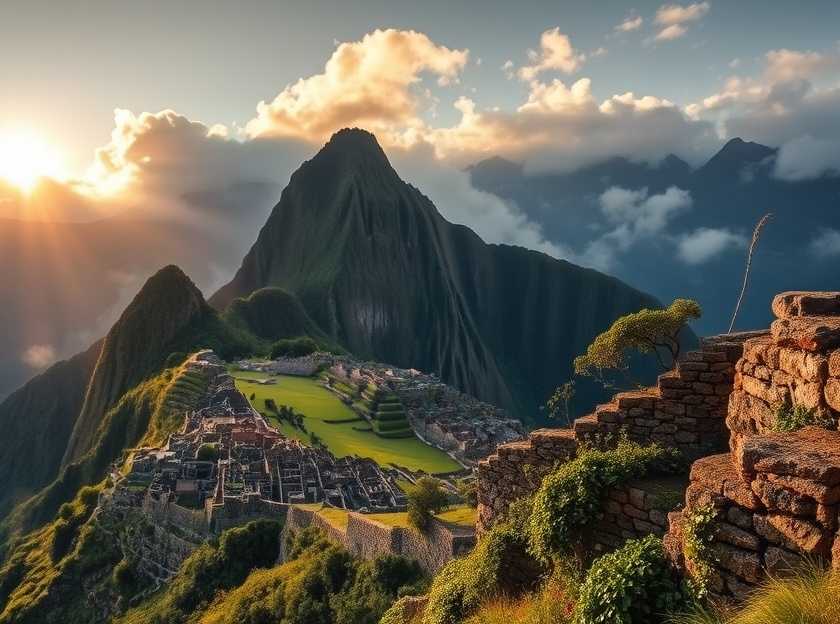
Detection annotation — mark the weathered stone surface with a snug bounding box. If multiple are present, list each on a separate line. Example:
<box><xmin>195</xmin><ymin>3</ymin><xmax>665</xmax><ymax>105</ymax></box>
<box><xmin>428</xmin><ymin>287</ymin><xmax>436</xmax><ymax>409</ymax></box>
<box><xmin>766</xmin><ymin>514</ymin><xmax>832</xmax><ymax>556</ymax></box>
<box><xmin>825</xmin><ymin>378</ymin><xmax>840</xmax><ymax>413</ymax></box>
<box><xmin>734</xmin><ymin>427</ymin><xmax>840</xmax><ymax>485</ymax></box>
<box><xmin>773</xmin><ymin>291</ymin><xmax>840</xmax><ymax>320</ymax></box>
<box><xmin>751</xmin><ymin>475</ymin><xmax>817</xmax><ymax>516</ymax></box>
<box><xmin>713</xmin><ymin>542</ymin><xmax>763</xmax><ymax>582</ymax></box>
<box><xmin>771</xmin><ymin>316</ymin><xmax>840</xmax><ymax>353</ymax></box>
<box><xmin>764</xmin><ymin>546</ymin><xmax>805</xmax><ymax>576</ymax></box>
<box><xmin>716</xmin><ymin>521</ymin><xmax>761</xmax><ymax>551</ymax></box>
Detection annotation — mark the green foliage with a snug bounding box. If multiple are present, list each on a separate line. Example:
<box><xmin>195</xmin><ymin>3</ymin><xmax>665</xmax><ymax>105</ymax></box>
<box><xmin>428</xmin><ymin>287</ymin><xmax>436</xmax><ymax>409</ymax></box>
<box><xmin>545</xmin><ymin>381</ymin><xmax>576</xmax><ymax>425</ymax></box>
<box><xmin>165</xmin><ymin>351</ymin><xmax>187</xmax><ymax>368</ymax></box>
<box><xmin>405</xmin><ymin>478</ymin><xmax>449</xmax><ymax>531</ymax></box>
<box><xmin>189</xmin><ymin>527</ymin><xmax>425</xmax><ymax>624</ymax></box>
<box><xmin>575</xmin><ymin>535</ymin><xmax>689</xmax><ymax>624</ymax></box>
<box><xmin>112</xmin><ymin>556</ymin><xmax>138</xmax><ymax>594</ymax></box>
<box><xmin>575</xmin><ymin>298</ymin><xmax>701</xmax><ymax>378</ymax></box>
<box><xmin>117</xmin><ymin>519</ymin><xmax>282</xmax><ymax>624</ymax></box>
<box><xmin>772</xmin><ymin>403</ymin><xmax>834</xmax><ymax>432</ymax></box>
<box><xmin>456</xmin><ymin>479</ymin><xmax>478</xmax><ymax>509</ymax></box>
<box><xmin>422</xmin><ymin>518</ymin><xmax>543</xmax><ymax>624</ymax></box>
<box><xmin>669</xmin><ymin>564</ymin><xmax>840</xmax><ymax>624</ymax></box>
<box><xmin>682</xmin><ymin>504</ymin><xmax>719</xmax><ymax>599</ymax></box>
<box><xmin>270</xmin><ymin>335</ymin><xmax>319</xmax><ymax>358</ymax></box>
<box><xmin>528</xmin><ymin>440</ymin><xmax>680</xmax><ymax>563</ymax></box>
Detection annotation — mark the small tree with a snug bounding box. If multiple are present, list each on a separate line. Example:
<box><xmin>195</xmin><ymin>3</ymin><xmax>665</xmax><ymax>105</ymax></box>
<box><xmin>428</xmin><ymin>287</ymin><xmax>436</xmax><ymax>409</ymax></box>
<box><xmin>406</xmin><ymin>477</ymin><xmax>449</xmax><ymax>531</ymax></box>
<box><xmin>574</xmin><ymin>299</ymin><xmax>701</xmax><ymax>384</ymax></box>
<box><xmin>545</xmin><ymin>380</ymin><xmax>576</xmax><ymax>426</ymax></box>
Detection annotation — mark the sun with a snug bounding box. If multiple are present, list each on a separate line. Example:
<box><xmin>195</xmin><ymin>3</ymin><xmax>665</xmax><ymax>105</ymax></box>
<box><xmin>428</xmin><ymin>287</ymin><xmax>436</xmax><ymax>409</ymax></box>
<box><xmin>0</xmin><ymin>129</ymin><xmax>65</xmax><ymax>192</ymax></box>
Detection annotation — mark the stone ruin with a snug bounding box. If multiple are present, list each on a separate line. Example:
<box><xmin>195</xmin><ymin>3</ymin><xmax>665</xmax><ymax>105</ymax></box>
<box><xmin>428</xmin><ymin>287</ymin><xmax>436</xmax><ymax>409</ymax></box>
<box><xmin>477</xmin><ymin>290</ymin><xmax>840</xmax><ymax>603</ymax></box>
<box><xmin>477</xmin><ymin>333</ymin><xmax>746</xmax><ymax>532</ymax></box>
<box><xmin>666</xmin><ymin>291</ymin><xmax>840</xmax><ymax>602</ymax></box>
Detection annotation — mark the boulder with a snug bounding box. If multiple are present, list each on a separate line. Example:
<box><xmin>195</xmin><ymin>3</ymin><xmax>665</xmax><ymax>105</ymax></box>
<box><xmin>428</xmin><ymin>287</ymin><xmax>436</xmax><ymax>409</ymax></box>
<box><xmin>773</xmin><ymin>292</ymin><xmax>840</xmax><ymax>320</ymax></box>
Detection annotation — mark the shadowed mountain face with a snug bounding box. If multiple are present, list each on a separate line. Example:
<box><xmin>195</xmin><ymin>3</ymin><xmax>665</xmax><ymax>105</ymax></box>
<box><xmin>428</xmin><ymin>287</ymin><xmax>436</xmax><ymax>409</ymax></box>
<box><xmin>468</xmin><ymin>138</ymin><xmax>840</xmax><ymax>336</ymax></box>
<box><xmin>60</xmin><ymin>266</ymin><xmax>209</xmax><ymax>465</ymax></box>
<box><xmin>212</xmin><ymin>129</ymin><xmax>665</xmax><ymax>421</ymax></box>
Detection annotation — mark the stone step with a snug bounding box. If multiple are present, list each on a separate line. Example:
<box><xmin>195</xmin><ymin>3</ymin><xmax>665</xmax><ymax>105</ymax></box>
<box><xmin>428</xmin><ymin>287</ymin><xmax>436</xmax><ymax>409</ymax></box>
<box><xmin>615</xmin><ymin>388</ymin><xmax>659</xmax><ymax>409</ymax></box>
<box><xmin>573</xmin><ymin>413</ymin><xmax>601</xmax><ymax>434</ymax></box>
<box><xmin>496</xmin><ymin>439</ymin><xmax>534</xmax><ymax>460</ymax></box>
<box><xmin>595</xmin><ymin>402</ymin><xmax>622</xmax><ymax>424</ymax></box>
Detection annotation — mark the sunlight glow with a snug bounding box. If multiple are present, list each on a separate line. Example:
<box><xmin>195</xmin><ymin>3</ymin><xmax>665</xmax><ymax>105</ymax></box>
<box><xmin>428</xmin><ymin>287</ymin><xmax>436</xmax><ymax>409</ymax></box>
<box><xmin>0</xmin><ymin>129</ymin><xmax>66</xmax><ymax>192</ymax></box>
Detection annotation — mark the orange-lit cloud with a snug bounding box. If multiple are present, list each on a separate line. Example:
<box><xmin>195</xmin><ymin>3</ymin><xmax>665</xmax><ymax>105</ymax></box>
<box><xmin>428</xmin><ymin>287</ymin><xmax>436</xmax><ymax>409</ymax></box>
<box><xmin>245</xmin><ymin>28</ymin><xmax>468</xmax><ymax>144</ymax></box>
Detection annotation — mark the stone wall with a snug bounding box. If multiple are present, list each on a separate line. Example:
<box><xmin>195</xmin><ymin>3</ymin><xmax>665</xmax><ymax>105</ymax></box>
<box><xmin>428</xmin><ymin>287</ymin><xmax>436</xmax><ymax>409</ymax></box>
<box><xmin>593</xmin><ymin>475</ymin><xmax>688</xmax><ymax>555</ymax></box>
<box><xmin>282</xmin><ymin>506</ymin><xmax>476</xmax><ymax>573</ymax></box>
<box><xmin>477</xmin><ymin>336</ymin><xmax>748</xmax><ymax>532</ymax></box>
<box><xmin>666</xmin><ymin>292</ymin><xmax>840</xmax><ymax>602</ymax></box>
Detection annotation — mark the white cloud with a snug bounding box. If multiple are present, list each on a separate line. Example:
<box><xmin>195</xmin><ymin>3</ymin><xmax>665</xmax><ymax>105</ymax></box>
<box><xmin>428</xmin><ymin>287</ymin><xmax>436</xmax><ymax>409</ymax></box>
<box><xmin>677</xmin><ymin>228</ymin><xmax>746</xmax><ymax>264</ymax></box>
<box><xmin>615</xmin><ymin>16</ymin><xmax>644</xmax><ymax>33</ymax></box>
<box><xmin>811</xmin><ymin>228</ymin><xmax>840</xmax><ymax>257</ymax></box>
<box><xmin>501</xmin><ymin>59</ymin><xmax>515</xmax><ymax>80</ymax></box>
<box><xmin>775</xmin><ymin>135</ymin><xmax>840</xmax><ymax>181</ymax></box>
<box><xmin>578</xmin><ymin>186</ymin><xmax>693</xmax><ymax>268</ymax></box>
<box><xmin>765</xmin><ymin>48</ymin><xmax>840</xmax><ymax>83</ymax></box>
<box><xmin>653</xmin><ymin>2</ymin><xmax>710</xmax><ymax>41</ymax></box>
<box><xmin>655</xmin><ymin>2</ymin><xmax>711</xmax><ymax>25</ymax></box>
<box><xmin>655</xmin><ymin>24</ymin><xmax>688</xmax><ymax>41</ymax></box>
<box><xmin>245</xmin><ymin>28</ymin><xmax>468</xmax><ymax>144</ymax></box>
<box><xmin>21</xmin><ymin>344</ymin><xmax>57</xmax><ymax>369</ymax></box>
<box><xmin>517</xmin><ymin>28</ymin><xmax>586</xmax><ymax>81</ymax></box>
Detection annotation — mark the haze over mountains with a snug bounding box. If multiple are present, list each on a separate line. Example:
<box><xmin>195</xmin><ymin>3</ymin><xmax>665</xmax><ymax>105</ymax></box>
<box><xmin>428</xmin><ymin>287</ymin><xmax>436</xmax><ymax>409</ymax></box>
<box><xmin>469</xmin><ymin>137</ymin><xmax>840</xmax><ymax>336</ymax></box>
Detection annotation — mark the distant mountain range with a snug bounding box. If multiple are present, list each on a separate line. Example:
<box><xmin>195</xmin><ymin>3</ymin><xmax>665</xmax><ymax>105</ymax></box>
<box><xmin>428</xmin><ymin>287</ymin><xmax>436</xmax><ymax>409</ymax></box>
<box><xmin>468</xmin><ymin>138</ymin><xmax>840</xmax><ymax>336</ymax></box>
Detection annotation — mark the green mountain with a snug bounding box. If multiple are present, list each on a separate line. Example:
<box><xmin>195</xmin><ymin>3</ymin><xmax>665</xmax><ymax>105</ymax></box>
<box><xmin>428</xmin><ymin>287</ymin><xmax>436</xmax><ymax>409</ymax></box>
<box><xmin>0</xmin><ymin>341</ymin><xmax>101</xmax><ymax>512</ymax></box>
<box><xmin>211</xmin><ymin>128</ymin><xmax>664</xmax><ymax>420</ymax></box>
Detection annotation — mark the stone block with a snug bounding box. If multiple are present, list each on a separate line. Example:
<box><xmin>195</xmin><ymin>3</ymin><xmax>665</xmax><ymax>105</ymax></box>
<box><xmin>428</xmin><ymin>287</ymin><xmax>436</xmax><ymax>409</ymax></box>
<box><xmin>772</xmin><ymin>291</ymin><xmax>840</xmax><ymax>319</ymax></box>
<box><xmin>766</xmin><ymin>514</ymin><xmax>832</xmax><ymax>556</ymax></box>
<box><xmin>726</xmin><ymin>506</ymin><xmax>753</xmax><ymax>529</ymax></box>
<box><xmin>751</xmin><ymin>475</ymin><xmax>817</xmax><ymax>516</ymax></box>
<box><xmin>772</xmin><ymin>316</ymin><xmax>840</xmax><ymax>353</ymax></box>
<box><xmin>764</xmin><ymin>546</ymin><xmax>806</xmax><ymax>576</ymax></box>
<box><xmin>825</xmin><ymin>378</ymin><xmax>840</xmax><ymax>413</ymax></box>
<box><xmin>716</xmin><ymin>521</ymin><xmax>761</xmax><ymax>551</ymax></box>
<box><xmin>713</xmin><ymin>542</ymin><xmax>763</xmax><ymax>583</ymax></box>
<box><xmin>734</xmin><ymin>427</ymin><xmax>840</xmax><ymax>486</ymax></box>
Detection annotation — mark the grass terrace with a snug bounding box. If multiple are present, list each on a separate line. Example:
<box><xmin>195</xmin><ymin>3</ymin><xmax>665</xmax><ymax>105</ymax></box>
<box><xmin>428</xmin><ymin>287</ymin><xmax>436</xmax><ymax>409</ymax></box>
<box><xmin>297</xmin><ymin>503</ymin><xmax>476</xmax><ymax>531</ymax></box>
<box><xmin>232</xmin><ymin>370</ymin><xmax>460</xmax><ymax>474</ymax></box>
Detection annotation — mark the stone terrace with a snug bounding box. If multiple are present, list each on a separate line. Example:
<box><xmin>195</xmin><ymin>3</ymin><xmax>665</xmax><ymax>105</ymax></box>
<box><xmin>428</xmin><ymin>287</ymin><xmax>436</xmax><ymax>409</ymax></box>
<box><xmin>478</xmin><ymin>335</ymin><xmax>748</xmax><ymax>531</ymax></box>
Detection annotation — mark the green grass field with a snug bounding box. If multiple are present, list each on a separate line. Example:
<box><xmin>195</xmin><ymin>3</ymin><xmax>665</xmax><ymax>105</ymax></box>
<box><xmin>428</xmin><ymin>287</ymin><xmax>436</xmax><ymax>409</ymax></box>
<box><xmin>232</xmin><ymin>370</ymin><xmax>460</xmax><ymax>474</ymax></box>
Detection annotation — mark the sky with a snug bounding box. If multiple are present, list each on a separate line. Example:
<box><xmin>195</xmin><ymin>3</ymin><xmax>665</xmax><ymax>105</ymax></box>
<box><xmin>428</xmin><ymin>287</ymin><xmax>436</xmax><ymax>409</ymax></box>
<box><xmin>2</xmin><ymin>0</ymin><xmax>840</xmax><ymax>173</ymax></box>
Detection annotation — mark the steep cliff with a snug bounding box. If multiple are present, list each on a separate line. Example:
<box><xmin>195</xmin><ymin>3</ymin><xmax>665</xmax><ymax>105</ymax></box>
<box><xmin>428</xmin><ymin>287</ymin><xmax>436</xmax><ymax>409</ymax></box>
<box><xmin>212</xmin><ymin>128</ymin><xmax>665</xmax><ymax>420</ymax></box>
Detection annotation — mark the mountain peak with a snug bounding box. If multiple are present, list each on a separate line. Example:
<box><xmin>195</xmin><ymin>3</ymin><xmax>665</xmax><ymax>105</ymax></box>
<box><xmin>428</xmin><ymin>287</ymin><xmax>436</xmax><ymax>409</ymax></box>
<box><xmin>701</xmin><ymin>137</ymin><xmax>776</xmax><ymax>175</ymax></box>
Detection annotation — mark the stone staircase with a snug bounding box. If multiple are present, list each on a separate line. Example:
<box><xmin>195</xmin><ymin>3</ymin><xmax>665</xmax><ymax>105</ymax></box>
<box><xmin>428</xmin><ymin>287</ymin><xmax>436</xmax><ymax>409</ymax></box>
<box><xmin>477</xmin><ymin>335</ymin><xmax>751</xmax><ymax>532</ymax></box>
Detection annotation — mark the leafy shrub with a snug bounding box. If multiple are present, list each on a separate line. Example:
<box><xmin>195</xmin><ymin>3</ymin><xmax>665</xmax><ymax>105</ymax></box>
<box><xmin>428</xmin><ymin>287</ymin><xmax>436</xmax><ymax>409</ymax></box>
<box><xmin>575</xmin><ymin>535</ymin><xmax>689</xmax><ymax>624</ymax></box>
<box><xmin>423</xmin><ymin>518</ymin><xmax>543</xmax><ymax>624</ymax></box>
<box><xmin>270</xmin><ymin>336</ymin><xmax>319</xmax><ymax>358</ymax></box>
<box><xmin>196</xmin><ymin>442</ymin><xmax>221</xmax><ymax>462</ymax></box>
<box><xmin>772</xmin><ymin>403</ymin><xmax>834</xmax><ymax>432</ymax></box>
<box><xmin>113</xmin><ymin>556</ymin><xmax>138</xmax><ymax>594</ymax></box>
<box><xmin>405</xmin><ymin>478</ymin><xmax>449</xmax><ymax>530</ymax></box>
<box><xmin>528</xmin><ymin>440</ymin><xmax>680</xmax><ymax>563</ymax></box>
<box><xmin>682</xmin><ymin>504</ymin><xmax>719</xmax><ymax>599</ymax></box>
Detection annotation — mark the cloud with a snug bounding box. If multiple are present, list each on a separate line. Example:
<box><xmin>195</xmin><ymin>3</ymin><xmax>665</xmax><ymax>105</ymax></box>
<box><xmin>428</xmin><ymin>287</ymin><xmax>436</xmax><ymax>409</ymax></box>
<box><xmin>655</xmin><ymin>24</ymin><xmax>688</xmax><ymax>41</ymax></box>
<box><xmin>687</xmin><ymin>45</ymin><xmax>840</xmax><ymax>181</ymax></box>
<box><xmin>517</xmin><ymin>28</ymin><xmax>586</xmax><ymax>80</ymax></box>
<box><xmin>615</xmin><ymin>16</ymin><xmax>644</xmax><ymax>33</ymax></box>
<box><xmin>677</xmin><ymin>227</ymin><xmax>746</xmax><ymax>264</ymax></box>
<box><xmin>245</xmin><ymin>28</ymin><xmax>468</xmax><ymax>144</ymax></box>
<box><xmin>811</xmin><ymin>228</ymin><xmax>840</xmax><ymax>257</ymax></box>
<box><xmin>427</xmin><ymin>78</ymin><xmax>716</xmax><ymax>173</ymax></box>
<box><xmin>653</xmin><ymin>2</ymin><xmax>710</xmax><ymax>41</ymax></box>
<box><xmin>577</xmin><ymin>186</ymin><xmax>693</xmax><ymax>269</ymax></box>
<box><xmin>20</xmin><ymin>344</ymin><xmax>57</xmax><ymax>369</ymax></box>
<box><xmin>775</xmin><ymin>135</ymin><xmax>840</xmax><ymax>181</ymax></box>
<box><xmin>501</xmin><ymin>59</ymin><xmax>515</xmax><ymax>80</ymax></box>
